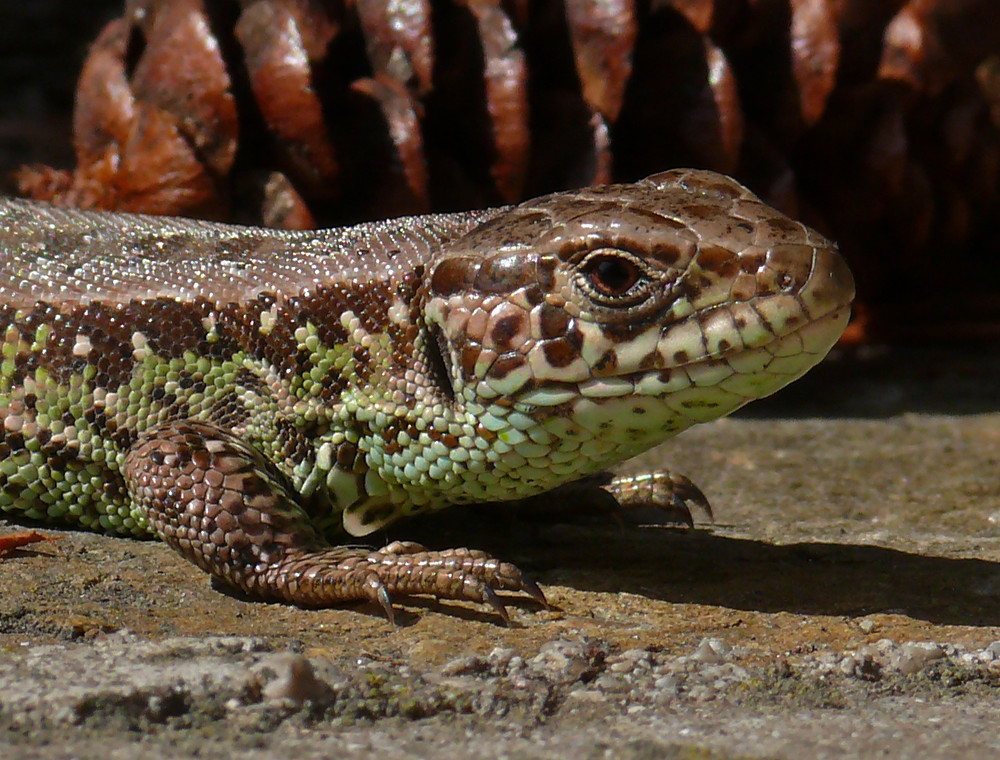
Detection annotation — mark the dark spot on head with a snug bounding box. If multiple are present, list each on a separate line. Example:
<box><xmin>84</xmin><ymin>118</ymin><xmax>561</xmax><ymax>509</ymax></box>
<box><xmin>523</xmin><ymin>284</ymin><xmax>545</xmax><ymax>306</ymax></box>
<box><xmin>537</xmin><ymin>303</ymin><xmax>570</xmax><ymax>340</ymax></box>
<box><xmin>489</xmin><ymin>353</ymin><xmax>527</xmax><ymax>380</ymax></box>
<box><xmin>490</xmin><ymin>314</ymin><xmax>524</xmax><ymax>351</ymax></box>
<box><xmin>696</xmin><ymin>245</ymin><xmax>739</xmax><ymax>278</ymax></box>
<box><xmin>717</xmin><ymin>339</ymin><xmax>732</xmax><ymax>352</ymax></box>
<box><xmin>678</xmin><ymin>203</ymin><xmax>715</xmax><ymax>221</ymax></box>
<box><xmin>763</xmin><ymin>217</ymin><xmax>803</xmax><ymax>238</ymax></box>
<box><xmin>536</xmin><ymin>256</ymin><xmax>558</xmax><ymax>290</ymax></box>
<box><xmin>476</xmin><ymin>255</ymin><xmax>531</xmax><ymax>294</ymax></box>
<box><xmin>564</xmin><ymin>324</ymin><xmax>583</xmax><ymax>351</ymax></box>
<box><xmin>673</xmin><ymin>350</ymin><xmax>689</xmax><ymax>364</ymax></box>
<box><xmin>593</xmin><ymin>349</ymin><xmax>618</xmax><ymax>373</ymax></box>
<box><xmin>681</xmin><ymin>277</ymin><xmax>703</xmax><ymax>302</ymax></box>
<box><xmin>600</xmin><ymin>322</ymin><xmax>636</xmax><ymax>343</ymax></box>
<box><xmin>740</xmin><ymin>251</ymin><xmax>766</xmax><ymax>274</ymax></box>
<box><xmin>430</xmin><ymin>257</ymin><xmax>478</xmax><ymax>296</ymax></box>
<box><xmin>652</xmin><ymin>242</ymin><xmax>682</xmax><ymax>266</ymax></box>
<box><xmin>701</xmin><ymin>177</ymin><xmax>742</xmax><ymax>199</ymax></box>
<box><xmin>638</xmin><ymin>352</ymin><xmax>658</xmax><ymax>371</ymax></box>
<box><xmin>542</xmin><ymin>338</ymin><xmax>579</xmax><ymax>368</ymax></box>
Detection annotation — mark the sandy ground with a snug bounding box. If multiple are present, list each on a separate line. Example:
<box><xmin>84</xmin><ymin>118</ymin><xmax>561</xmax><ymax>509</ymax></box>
<box><xmin>2</xmin><ymin>345</ymin><xmax>1000</xmax><ymax>759</ymax></box>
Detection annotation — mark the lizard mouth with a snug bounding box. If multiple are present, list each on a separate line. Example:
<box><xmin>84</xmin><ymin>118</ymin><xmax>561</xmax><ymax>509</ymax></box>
<box><xmin>510</xmin><ymin>301</ymin><xmax>851</xmax><ymax>409</ymax></box>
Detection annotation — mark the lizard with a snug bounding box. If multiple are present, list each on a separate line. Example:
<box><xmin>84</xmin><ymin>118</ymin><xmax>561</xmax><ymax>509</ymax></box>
<box><xmin>0</xmin><ymin>169</ymin><xmax>854</xmax><ymax>622</ymax></box>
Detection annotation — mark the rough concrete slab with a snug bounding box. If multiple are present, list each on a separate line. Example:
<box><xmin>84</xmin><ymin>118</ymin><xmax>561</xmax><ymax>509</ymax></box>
<box><xmin>2</xmin><ymin>346</ymin><xmax>999</xmax><ymax>759</ymax></box>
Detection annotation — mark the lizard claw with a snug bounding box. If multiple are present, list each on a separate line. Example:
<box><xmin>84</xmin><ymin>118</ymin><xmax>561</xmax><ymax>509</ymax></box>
<box><xmin>670</xmin><ymin>475</ymin><xmax>712</xmax><ymax>522</ymax></box>
<box><xmin>519</xmin><ymin>576</ymin><xmax>548</xmax><ymax>608</ymax></box>
<box><xmin>478</xmin><ymin>584</ymin><xmax>510</xmax><ymax>626</ymax></box>
<box><xmin>375</xmin><ymin>583</ymin><xmax>396</xmax><ymax>625</ymax></box>
<box><xmin>605</xmin><ymin>470</ymin><xmax>714</xmax><ymax>526</ymax></box>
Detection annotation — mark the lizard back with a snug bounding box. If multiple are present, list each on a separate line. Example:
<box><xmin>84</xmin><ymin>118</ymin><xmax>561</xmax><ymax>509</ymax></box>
<box><xmin>0</xmin><ymin>199</ymin><xmax>492</xmax><ymax>306</ymax></box>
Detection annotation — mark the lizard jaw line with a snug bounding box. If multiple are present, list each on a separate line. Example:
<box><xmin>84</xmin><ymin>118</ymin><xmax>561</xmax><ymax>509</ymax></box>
<box><xmin>507</xmin><ymin>303</ymin><xmax>851</xmax><ymax>407</ymax></box>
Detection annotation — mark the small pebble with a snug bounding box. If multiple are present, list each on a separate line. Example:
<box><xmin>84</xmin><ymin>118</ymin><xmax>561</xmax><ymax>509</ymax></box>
<box><xmin>439</xmin><ymin>655</ymin><xmax>488</xmax><ymax>677</ymax></box>
<box><xmin>692</xmin><ymin>638</ymin><xmax>731</xmax><ymax>664</ymax></box>
<box><xmin>890</xmin><ymin>642</ymin><xmax>945</xmax><ymax>675</ymax></box>
<box><xmin>256</xmin><ymin>654</ymin><xmax>329</xmax><ymax>706</ymax></box>
<box><xmin>487</xmin><ymin>647</ymin><xmax>516</xmax><ymax>671</ymax></box>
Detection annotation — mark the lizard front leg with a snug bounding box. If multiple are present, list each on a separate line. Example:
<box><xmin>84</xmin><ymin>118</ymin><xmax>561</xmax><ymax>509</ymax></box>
<box><xmin>122</xmin><ymin>421</ymin><xmax>545</xmax><ymax>623</ymax></box>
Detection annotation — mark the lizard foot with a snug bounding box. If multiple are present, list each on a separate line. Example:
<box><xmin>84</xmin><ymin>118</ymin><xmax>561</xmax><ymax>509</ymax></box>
<box><xmin>273</xmin><ymin>541</ymin><xmax>546</xmax><ymax>624</ymax></box>
<box><xmin>504</xmin><ymin>469</ymin><xmax>712</xmax><ymax>529</ymax></box>
<box><xmin>602</xmin><ymin>470</ymin><xmax>713</xmax><ymax>528</ymax></box>
<box><xmin>123</xmin><ymin>421</ymin><xmax>544</xmax><ymax>623</ymax></box>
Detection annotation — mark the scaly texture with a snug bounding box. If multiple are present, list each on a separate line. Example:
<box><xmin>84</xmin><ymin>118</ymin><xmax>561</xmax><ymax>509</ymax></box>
<box><xmin>0</xmin><ymin>169</ymin><xmax>854</xmax><ymax>620</ymax></box>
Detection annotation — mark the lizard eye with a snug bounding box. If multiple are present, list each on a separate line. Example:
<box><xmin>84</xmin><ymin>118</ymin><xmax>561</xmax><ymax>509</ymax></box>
<box><xmin>576</xmin><ymin>250</ymin><xmax>652</xmax><ymax>306</ymax></box>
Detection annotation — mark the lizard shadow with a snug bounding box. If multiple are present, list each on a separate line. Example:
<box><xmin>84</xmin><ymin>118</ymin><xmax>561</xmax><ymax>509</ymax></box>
<box><xmin>398</xmin><ymin>510</ymin><xmax>1000</xmax><ymax>628</ymax></box>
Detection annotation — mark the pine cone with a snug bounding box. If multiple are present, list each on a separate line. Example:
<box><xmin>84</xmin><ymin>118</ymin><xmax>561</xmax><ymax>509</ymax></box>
<box><xmin>14</xmin><ymin>0</ymin><xmax>1000</xmax><ymax>339</ymax></box>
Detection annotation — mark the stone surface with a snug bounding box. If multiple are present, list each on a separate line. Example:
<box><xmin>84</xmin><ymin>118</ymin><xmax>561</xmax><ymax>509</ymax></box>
<box><xmin>2</xmin><ymin>346</ymin><xmax>1000</xmax><ymax>759</ymax></box>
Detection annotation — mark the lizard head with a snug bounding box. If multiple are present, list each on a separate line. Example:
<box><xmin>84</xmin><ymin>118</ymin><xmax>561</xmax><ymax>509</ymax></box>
<box><xmin>420</xmin><ymin>169</ymin><xmax>854</xmax><ymax>486</ymax></box>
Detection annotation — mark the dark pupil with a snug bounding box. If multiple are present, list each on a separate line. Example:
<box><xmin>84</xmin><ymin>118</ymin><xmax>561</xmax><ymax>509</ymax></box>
<box><xmin>591</xmin><ymin>257</ymin><xmax>638</xmax><ymax>296</ymax></box>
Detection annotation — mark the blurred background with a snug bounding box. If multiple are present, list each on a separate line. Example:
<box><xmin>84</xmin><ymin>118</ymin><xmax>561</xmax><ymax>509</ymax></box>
<box><xmin>2</xmin><ymin>0</ymin><xmax>999</xmax><ymax>343</ymax></box>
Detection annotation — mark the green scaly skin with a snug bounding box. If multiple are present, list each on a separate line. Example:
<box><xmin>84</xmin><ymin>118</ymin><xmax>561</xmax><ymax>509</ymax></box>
<box><xmin>0</xmin><ymin>169</ymin><xmax>854</xmax><ymax>622</ymax></box>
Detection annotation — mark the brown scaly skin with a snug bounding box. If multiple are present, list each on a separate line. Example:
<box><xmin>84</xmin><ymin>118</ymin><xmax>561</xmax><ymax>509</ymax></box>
<box><xmin>0</xmin><ymin>170</ymin><xmax>854</xmax><ymax>622</ymax></box>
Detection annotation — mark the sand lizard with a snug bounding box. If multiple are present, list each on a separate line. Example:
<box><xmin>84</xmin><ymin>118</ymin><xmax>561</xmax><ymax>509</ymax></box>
<box><xmin>0</xmin><ymin>169</ymin><xmax>854</xmax><ymax>621</ymax></box>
